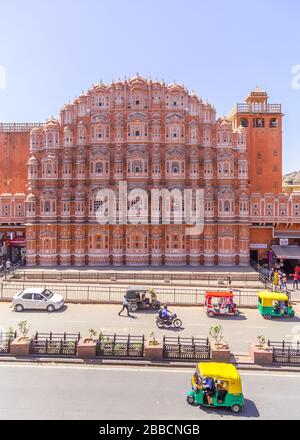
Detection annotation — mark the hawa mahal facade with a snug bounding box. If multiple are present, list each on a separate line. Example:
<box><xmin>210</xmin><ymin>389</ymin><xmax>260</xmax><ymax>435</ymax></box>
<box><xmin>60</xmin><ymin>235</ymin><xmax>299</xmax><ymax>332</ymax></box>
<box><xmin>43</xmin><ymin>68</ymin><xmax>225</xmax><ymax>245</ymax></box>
<box><xmin>1</xmin><ymin>76</ymin><xmax>300</xmax><ymax>267</ymax></box>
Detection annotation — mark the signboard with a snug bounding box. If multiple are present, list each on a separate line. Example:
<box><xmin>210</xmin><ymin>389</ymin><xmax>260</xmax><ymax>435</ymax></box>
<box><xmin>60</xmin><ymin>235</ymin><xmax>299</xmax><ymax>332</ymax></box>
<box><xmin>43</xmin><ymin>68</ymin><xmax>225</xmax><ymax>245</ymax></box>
<box><xmin>280</xmin><ymin>239</ymin><xmax>289</xmax><ymax>246</ymax></box>
<box><xmin>250</xmin><ymin>244</ymin><xmax>268</xmax><ymax>249</ymax></box>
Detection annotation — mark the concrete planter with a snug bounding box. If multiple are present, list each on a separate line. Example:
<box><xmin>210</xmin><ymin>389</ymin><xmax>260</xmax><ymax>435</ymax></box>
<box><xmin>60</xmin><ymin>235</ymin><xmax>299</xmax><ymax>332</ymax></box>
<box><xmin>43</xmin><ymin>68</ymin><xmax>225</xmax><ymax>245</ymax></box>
<box><xmin>249</xmin><ymin>342</ymin><xmax>273</xmax><ymax>365</ymax></box>
<box><xmin>10</xmin><ymin>337</ymin><xmax>31</xmax><ymax>357</ymax></box>
<box><xmin>211</xmin><ymin>343</ymin><xmax>231</xmax><ymax>363</ymax></box>
<box><xmin>144</xmin><ymin>342</ymin><xmax>163</xmax><ymax>361</ymax></box>
<box><xmin>77</xmin><ymin>338</ymin><xmax>97</xmax><ymax>359</ymax></box>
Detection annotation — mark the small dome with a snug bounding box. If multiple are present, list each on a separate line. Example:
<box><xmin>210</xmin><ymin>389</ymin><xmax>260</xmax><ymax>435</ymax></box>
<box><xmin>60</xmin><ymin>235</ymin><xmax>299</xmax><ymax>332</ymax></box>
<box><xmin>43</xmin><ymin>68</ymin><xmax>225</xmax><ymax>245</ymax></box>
<box><xmin>30</xmin><ymin>127</ymin><xmax>40</xmax><ymax>135</ymax></box>
<box><xmin>26</xmin><ymin>193</ymin><xmax>36</xmax><ymax>202</ymax></box>
<box><xmin>28</xmin><ymin>156</ymin><xmax>38</xmax><ymax>164</ymax></box>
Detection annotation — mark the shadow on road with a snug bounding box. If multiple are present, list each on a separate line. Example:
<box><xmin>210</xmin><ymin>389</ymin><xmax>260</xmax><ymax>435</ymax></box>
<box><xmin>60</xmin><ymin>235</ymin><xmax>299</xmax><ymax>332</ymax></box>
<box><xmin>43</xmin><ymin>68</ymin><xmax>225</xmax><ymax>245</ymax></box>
<box><xmin>12</xmin><ymin>305</ymin><xmax>69</xmax><ymax>315</ymax></box>
<box><xmin>199</xmin><ymin>399</ymin><xmax>260</xmax><ymax>419</ymax></box>
<box><xmin>208</xmin><ymin>314</ymin><xmax>248</xmax><ymax>322</ymax></box>
<box><xmin>156</xmin><ymin>327</ymin><xmax>185</xmax><ymax>333</ymax></box>
<box><xmin>262</xmin><ymin>316</ymin><xmax>300</xmax><ymax>323</ymax></box>
<box><xmin>118</xmin><ymin>315</ymin><xmax>138</xmax><ymax>319</ymax></box>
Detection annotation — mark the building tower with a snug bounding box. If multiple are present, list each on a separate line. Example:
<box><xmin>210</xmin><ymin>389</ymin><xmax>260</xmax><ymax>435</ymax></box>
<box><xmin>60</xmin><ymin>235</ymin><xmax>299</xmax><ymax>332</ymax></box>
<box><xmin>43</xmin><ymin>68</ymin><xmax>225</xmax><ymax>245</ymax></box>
<box><xmin>230</xmin><ymin>87</ymin><xmax>283</xmax><ymax>194</ymax></box>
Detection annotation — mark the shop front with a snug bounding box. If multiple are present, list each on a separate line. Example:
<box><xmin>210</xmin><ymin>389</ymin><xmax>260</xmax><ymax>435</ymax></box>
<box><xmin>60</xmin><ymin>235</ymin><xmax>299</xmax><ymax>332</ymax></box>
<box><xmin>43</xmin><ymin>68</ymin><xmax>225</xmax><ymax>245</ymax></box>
<box><xmin>5</xmin><ymin>231</ymin><xmax>26</xmax><ymax>264</ymax></box>
<box><xmin>271</xmin><ymin>244</ymin><xmax>300</xmax><ymax>274</ymax></box>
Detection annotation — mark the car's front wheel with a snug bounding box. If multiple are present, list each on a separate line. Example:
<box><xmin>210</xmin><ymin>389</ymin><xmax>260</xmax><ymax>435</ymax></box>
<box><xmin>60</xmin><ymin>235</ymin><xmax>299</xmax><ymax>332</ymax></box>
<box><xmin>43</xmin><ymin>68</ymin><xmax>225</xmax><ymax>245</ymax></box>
<box><xmin>15</xmin><ymin>304</ymin><xmax>24</xmax><ymax>313</ymax></box>
<box><xmin>47</xmin><ymin>304</ymin><xmax>55</xmax><ymax>313</ymax></box>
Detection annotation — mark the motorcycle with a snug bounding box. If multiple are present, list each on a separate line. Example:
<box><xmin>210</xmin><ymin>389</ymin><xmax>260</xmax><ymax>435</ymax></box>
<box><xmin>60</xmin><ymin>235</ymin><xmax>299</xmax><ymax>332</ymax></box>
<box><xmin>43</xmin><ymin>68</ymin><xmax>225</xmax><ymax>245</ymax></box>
<box><xmin>156</xmin><ymin>313</ymin><xmax>182</xmax><ymax>329</ymax></box>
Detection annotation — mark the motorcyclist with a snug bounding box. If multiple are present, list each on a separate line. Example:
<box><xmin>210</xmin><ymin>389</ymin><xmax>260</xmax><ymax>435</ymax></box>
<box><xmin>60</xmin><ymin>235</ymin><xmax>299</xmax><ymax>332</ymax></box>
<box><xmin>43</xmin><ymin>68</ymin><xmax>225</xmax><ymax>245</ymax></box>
<box><xmin>161</xmin><ymin>305</ymin><xmax>172</xmax><ymax>322</ymax></box>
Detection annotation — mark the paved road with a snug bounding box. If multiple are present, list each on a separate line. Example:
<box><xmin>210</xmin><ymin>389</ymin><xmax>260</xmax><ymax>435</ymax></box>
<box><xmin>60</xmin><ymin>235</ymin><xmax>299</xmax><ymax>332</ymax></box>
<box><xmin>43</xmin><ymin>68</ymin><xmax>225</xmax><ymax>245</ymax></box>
<box><xmin>1</xmin><ymin>303</ymin><xmax>300</xmax><ymax>353</ymax></box>
<box><xmin>0</xmin><ymin>363</ymin><xmax>299</xmax><ymax>420</ymax></box>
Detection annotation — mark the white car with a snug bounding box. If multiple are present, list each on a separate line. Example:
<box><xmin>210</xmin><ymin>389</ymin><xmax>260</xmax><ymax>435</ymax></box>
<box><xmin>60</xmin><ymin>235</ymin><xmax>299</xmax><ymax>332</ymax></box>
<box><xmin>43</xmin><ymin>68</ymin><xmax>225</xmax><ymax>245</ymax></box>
<box><xmin>12</xmin><ymin>288</ymin><xmax>65</xmax><ymax>313</ymax></box>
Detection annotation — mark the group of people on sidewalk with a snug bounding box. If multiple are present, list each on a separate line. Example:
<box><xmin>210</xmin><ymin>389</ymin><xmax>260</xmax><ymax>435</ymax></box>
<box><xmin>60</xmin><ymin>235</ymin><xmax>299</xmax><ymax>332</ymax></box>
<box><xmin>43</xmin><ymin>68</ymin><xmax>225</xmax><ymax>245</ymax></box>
<box><xmin>0</xmin><ymin>259</ymin><xmax>12</xmax><ymax>273</ymax></box>
<box><xmin>269</xmin><ymin>267</ymin><xmax>300</xmax><ymax>291</ymax></box>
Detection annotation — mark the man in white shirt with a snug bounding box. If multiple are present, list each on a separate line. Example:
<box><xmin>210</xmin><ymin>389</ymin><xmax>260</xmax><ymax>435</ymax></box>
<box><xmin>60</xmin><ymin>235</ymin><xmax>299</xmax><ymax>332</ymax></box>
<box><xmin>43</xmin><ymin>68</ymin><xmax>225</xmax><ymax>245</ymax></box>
<box><xmin>119</xmin><ymin>295</ymin><xmax>131</xmax><ymax>317</ymax></box>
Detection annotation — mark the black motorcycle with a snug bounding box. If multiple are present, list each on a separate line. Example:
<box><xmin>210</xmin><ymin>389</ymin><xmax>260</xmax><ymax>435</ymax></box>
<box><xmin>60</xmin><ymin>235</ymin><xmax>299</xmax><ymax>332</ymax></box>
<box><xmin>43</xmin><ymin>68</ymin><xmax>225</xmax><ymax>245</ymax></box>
<box><xmin>156</xmin><ymin>313</ymin><xmax>182</xmax><ymax>329</ymax></box>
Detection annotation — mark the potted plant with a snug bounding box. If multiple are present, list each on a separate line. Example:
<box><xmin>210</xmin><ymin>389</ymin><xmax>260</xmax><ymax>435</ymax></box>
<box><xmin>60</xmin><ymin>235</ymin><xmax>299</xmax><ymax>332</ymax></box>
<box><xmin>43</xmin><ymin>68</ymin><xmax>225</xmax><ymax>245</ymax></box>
<box><xmin>249</xmin><ymin>335</ymin><xmax>273</xmax><ymax>365</ymax></box>
<box><xmin>149</xmin><ymin>332</ymin><xmax>160</xmax><ymax>347</ymax></box>
<box><xmin>18</xmin><ymin>321</ymin><xmax>30</xmax><ymax>341</ymax></box>
<box><xmin>209</xmin><ymin>326</ymin><xmax>228</xmax><ymax>350</ymax></box>
<box><xmin>10</xmin><ymin>321</ymin><xmax>31</xmax><ymax>357</ymax></box>
<box><xmin>257</xmin><ymin>335</ymin><xmax>267</xmax><ymax>351</ymax></box>
<box><xmin>86</xmin><ymin>329</ymin><xmax>97</xmax><ymax>342</ymax></box>
<box><xmin>77</xmin><ymin>329</ymin><xmax>98</xmax><ymax>359</ymax></box>
<box><xmin>209</xmin><ymin>326</ymin><xmax>231</xmax><ymax>362</ymax></box>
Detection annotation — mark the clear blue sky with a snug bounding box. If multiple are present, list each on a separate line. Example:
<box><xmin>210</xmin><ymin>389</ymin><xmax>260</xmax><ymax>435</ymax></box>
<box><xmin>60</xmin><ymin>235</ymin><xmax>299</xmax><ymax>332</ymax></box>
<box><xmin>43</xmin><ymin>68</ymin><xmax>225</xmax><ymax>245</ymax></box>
<box><xmin>0</xmin><ymin>0</ymin><xmax>299</xmax><ymax>173</ymax></box>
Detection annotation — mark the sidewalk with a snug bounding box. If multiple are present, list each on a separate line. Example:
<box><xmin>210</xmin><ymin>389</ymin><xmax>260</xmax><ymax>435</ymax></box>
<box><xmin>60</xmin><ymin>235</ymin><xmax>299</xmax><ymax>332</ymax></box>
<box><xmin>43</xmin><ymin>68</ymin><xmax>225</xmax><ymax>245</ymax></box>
<box><xmin>1</xmin><ymin>355</ymin><xmax>300</xmax><ymax>373</ymax></box>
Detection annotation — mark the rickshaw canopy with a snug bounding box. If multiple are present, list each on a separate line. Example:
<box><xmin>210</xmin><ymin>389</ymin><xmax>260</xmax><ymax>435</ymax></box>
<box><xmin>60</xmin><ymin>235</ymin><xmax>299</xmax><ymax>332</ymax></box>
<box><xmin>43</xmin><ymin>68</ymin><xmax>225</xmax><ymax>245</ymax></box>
<box><xmin>258</xmin><ymin>291</ymin><xmax>289</xmax><ymax>302</ymax></box>
<box><xmin>197</xmin><ymin>363</ymin><xmax>242</xmax><ymax>394</ymax></box>
<box><xmin>205</xmin><ymin>292</ymin><xmax>234</xmax><ymax>299</ymax></box>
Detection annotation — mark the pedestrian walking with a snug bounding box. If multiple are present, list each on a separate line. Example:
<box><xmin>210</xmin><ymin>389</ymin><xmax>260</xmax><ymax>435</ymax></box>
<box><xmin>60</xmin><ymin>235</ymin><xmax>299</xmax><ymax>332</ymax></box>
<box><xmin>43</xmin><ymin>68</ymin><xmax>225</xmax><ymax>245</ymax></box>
<box><xmin>5</xmin><ymin>259</ymin><xmax>11</xmax><ymax>271</ymax></box>
<box><xmin>281</xmin><ymin>273</ymin><xmax>288</xmax><ymax>291</ymax></box>
<box><xmin>119</xmin><ymin>295</ymin><xmax>131</xmax><ymax>317</ymax></box>
<box><xmin>227</xmin><ymin>274</ymin><xmax>232</xmax><ymax>290</ymax></box>
<box><xmin>269</xmin><ymin>267</ymin><xmax>275</xmax><ymax>282</ymax></box>
<box><xmin>290</xmin><ymin>272</ymin><xmax>300</xmax><ymax>291</ymax></box>
<box><xmin>273</xmin><ymin>270</ymin><xmax>279</xmax><ymax>292</ymax></box>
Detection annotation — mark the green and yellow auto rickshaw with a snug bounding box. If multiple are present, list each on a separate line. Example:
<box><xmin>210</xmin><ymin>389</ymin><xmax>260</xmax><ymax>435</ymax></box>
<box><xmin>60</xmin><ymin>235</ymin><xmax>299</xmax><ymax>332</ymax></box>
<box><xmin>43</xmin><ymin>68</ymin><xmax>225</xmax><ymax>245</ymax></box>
<box><xmin>187</xmin><ymin>363</ymin><xmax>245</xmax><ymax>413</ymax></box>
<box><xmin>258</xmin><ymin>291</ymin><xmax>295</xmax><ymax>320</ymax></box>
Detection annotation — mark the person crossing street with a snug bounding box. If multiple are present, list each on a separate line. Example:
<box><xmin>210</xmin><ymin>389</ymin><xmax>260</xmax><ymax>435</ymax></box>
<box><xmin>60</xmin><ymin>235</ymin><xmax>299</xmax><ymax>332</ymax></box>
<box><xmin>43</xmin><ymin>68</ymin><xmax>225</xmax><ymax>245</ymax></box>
<box><xmin>119</xmin><ymin>295</ymin><xmax>131</xmax><ymax>317</ymax></box>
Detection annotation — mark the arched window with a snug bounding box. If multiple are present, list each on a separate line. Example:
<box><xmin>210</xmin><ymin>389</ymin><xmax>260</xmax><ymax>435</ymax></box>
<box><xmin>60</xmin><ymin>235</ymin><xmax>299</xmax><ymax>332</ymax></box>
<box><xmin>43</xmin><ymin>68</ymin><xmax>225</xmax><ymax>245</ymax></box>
<box><xmin>224</xmin><ymin>201</ymin><xmax>230</xmax><ymax>212</ymax></box>
<box><xmin>270</xmin><ymin>118</ymin><xmax>278</xmax><ymax>128</ymax></box>
<box><xmin>241</xmin><ymin>118</ymin><xmax>248</xmax><ymax>128</ymax></box>
<box><xmin>172</xmin><ymin>162</ymin><xmax>179</xmax><ymax>173</ymax></box>
<box><xmin>44</xmin><ymin>201</ymin><xmax>50</xmax><ymax>213</ymax></box>
<box><xmin>253</xmin><ymin>118</ymin><xmax>265</xmax><ymax>128</ymax></box>
<box><xmin>95</xmin><ymin>162</ymin><xmax>103</xmax><ymax>174</ymax></box>
<box><xmin>132</xmin><ymin>160</ymin><xmax>143</xmax><ymax>173</ymax></box>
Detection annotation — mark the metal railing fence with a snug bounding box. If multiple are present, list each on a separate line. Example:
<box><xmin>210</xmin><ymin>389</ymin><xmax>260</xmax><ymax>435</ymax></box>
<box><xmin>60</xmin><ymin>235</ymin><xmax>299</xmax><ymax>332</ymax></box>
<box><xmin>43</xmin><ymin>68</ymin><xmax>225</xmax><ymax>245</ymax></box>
<box><xmin>0</xmin><ymin>283</ymin><xmax>264</xmax><ymax>307</ymax></box>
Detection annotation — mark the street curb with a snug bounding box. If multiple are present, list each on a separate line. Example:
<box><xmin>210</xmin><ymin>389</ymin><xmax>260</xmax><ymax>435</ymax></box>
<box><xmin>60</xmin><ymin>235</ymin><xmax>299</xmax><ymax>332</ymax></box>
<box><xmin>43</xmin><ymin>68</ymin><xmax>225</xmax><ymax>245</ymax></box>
<box><xmin>1</xmin><ymin>356</ymin><xmax>300</xmax><ymax>373</ymax></box>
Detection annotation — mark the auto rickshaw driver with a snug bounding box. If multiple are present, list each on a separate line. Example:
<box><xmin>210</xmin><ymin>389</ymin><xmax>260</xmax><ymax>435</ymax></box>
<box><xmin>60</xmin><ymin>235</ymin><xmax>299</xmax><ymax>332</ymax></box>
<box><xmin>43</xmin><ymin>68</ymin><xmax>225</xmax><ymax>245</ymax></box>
<box><xmin>203</xmin><ymin>377</ymin><xmax>215</xmax><ymax>405</ymax></box>
<box><xmin>225</xmin><ymin>296</ymin><xmax>234</xmax><ymax>313</ymax></box>
<box><xmin>217</xmin><ymin>381</ymin><xmax>228</xmax><ymax>404</ymax></box>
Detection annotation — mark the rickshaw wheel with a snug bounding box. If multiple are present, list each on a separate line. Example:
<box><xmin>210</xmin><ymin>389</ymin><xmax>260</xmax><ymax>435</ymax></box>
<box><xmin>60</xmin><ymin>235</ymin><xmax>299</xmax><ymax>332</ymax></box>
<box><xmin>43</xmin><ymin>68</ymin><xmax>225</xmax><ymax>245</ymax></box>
<box><xmin>231</xmin><ymin>404</ymin><xmax>242</xmax><ymax>414</ymax></box>
<box><xmin>264</xmin><ymin>314</ymin><xmax>272</xmax><ymax>320</ymax></box>
<box><xmin>208</xmin><ymin>311</ymin><xmax>215</xmax><ymax>318</ymax></box>
<box><xmin>187</xmin><ymin>396</ymin><xmax>195</xmax><ymax>406</ymax></box>
<box><xmin>290</xmin><ymin>311</ymin><xmax>295</xmax><ymax>318</ymax></box>
<box><xmin>130</xmin><ymin>304</ymin><xmax>138</xmax><ymax>313</ymax></box>
<box><xmin>234</xmin><ymin>310</ymin><xmax>240</xmax><ymax>317</ymax></box>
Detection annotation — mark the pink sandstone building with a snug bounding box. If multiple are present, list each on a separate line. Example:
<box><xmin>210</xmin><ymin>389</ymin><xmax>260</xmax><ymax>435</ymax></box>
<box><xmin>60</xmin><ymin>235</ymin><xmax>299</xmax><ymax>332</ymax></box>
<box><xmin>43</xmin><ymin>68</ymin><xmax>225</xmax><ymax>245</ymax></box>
<box><xmin>1</xmin><ymin>76</ymin><xmax>300</xmax><ymax>267</ymax></box>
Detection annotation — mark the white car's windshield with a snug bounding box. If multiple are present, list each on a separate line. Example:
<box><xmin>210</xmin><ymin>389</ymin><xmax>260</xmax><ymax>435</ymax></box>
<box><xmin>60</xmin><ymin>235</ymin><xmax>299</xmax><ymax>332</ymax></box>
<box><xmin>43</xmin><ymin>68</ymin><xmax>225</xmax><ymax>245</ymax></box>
<box><xmin>43</xmin><ymin>290</ymin><xmax>54</xmax><ymax>299</ymax></box>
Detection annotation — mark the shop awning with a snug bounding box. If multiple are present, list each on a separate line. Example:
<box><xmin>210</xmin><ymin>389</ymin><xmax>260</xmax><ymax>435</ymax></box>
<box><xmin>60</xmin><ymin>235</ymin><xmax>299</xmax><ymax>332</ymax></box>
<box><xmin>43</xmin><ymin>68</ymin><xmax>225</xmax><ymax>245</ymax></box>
<box><xmin>274</xmin><ymin>232</ymin><xmax>300</xmax><ymax>239</ymax></box>
<box><xmin>9</xmin><ymin>239</ymin><xmax>26</xmax><ymax>247</ymax></box>
<box><xmin>271</xmin><ymin>245</ymin><xmax>300</xmax><ymax>260</ymax></box>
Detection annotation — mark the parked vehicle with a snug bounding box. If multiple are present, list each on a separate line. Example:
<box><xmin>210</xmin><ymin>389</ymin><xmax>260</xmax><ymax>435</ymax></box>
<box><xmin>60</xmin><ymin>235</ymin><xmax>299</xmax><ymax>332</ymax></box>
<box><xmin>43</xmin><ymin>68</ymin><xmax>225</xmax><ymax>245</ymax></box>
<box><xmin>258</xmin><ymin>291</ymin><xmax>295</xmax><ymax>320</ymax></box>
<box><xmin>12</xmin><ymin>288</ymin><xmax>65</xmax><ymax>313</ymax></box>
<box><xmin>156</xmin><ymin>313</ymin><xmax>182</xmax><ymax>329</ymax></box>
<box><xmin>187</xmin><ymin>363</ymin><xmax>245</xmax><ymax>413</ymax></box>
<box><xmin>125</xmin><ymin>287</ymin><xmax>161</xmax><ymax>313</ymax></box>
<box><xmin>204</xmin><ymin>291</ymin><xmax>240</xmax><ymax>318</ymax></box>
